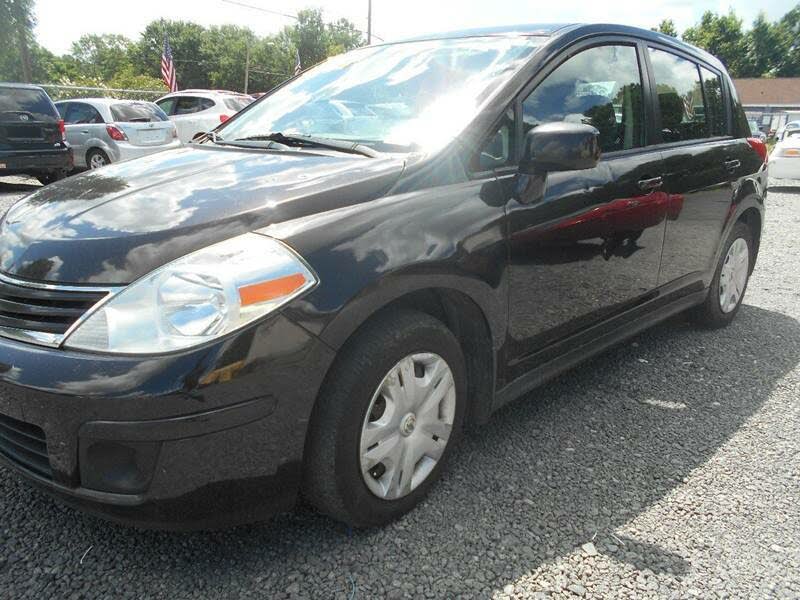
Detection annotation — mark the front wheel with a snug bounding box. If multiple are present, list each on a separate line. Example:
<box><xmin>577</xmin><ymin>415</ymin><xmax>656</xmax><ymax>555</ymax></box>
<box><xmin>303</xmin><ymin>310</ymin><xmax>466</xmax><ymax>527</ymax></box>
<box><xmin>689</xmin><ymin>221</ymin><xmax>754</xmax><ymax>328</ymax></box>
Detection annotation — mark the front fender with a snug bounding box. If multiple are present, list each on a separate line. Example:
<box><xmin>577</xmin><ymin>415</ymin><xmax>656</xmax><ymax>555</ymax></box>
<box><xmin>260</xmin><ymin>179</ymin><xmax>510</xmax><ymax>353</ymax></box>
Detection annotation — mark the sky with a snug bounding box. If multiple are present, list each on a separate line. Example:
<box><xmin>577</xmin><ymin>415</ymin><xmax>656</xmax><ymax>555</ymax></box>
<box><xmin>34</xmin><ymin>0</ymin><xmax>798</xmax><ymax>56</ymax></box>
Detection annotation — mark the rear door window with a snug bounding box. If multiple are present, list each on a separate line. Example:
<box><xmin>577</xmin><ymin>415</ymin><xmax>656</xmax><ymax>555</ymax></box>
<box><xmin>65</xmin><ymin>102</ymin><xmax>104</xmax><ymax>125</ymax></box>
<box><xmin>521</xmin><ymin>44</ymin><xmax>646</xmax><ymax>154</ymax></box>
<box><xmin>699</xmin><ymin>66</ymin><xmax>727</xmax><ymax>137</ymax></box>
<box><xmin>111</xmin><ymin>102</ymin><xmax>168</xmax><ymax>122</ymax></box>
<box><xmin>174</xmin><ymin>97</ymin><xmax>215</xmax><ymax>115</ymax></box>
<box><xmin>648</xmin><ymin>48</ymin><xmax>707</xmax><ymax>142</ymax></box>
<box><xmin>0</xmin><ymin>87</ymin><xmax>58</xmax><ymax>121</ymax></box>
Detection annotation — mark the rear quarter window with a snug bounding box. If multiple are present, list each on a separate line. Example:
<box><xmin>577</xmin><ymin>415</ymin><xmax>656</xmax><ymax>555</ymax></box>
<box><xmin>0</xmin><ymin>87</ymin><xmax>58</xmax><ymax>121</ymax></box>
<box><xmin>223</xmin><ymin>97</ymin><xmax>251</xmax><ymax>112</ymax></box>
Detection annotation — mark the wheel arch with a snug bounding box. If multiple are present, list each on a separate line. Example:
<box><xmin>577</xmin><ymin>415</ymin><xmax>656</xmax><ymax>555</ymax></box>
<box><xmin>313</xmin><ymin>283</ymin><xmax>500</xmax><ymax>427</ymax></box>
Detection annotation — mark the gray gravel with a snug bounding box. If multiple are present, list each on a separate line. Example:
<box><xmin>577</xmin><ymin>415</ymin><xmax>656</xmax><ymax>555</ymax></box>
<box><xmin>1</xmin><ymin>175</ymin><xmax>799</xmax><ymax>599</ymax></box>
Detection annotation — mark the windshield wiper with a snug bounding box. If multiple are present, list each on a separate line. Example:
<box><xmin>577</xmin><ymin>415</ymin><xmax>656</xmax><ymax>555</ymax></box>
<box><xmin>203</xmin><ymin>132</ymin><xmax>290</xmax><ymax>150</ymax></box>
<box><xmin>233</xmin><ymin>132</ymin><xmax>379</xmax><ymax>158</ymax></box>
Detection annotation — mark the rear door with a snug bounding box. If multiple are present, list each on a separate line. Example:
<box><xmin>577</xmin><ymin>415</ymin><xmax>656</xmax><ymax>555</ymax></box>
<box><xmin>109</xmin><ymin>102</ymin><xmax>174</xmax><ymax>148</ymax></box>
<box><xmin>646</xmin><ymin>47</ymin><xmax>735</xmax><ymax>287</ymax></box>
<box><xmin>0</xmin><ymin>87</ymin><xmax>62</xmax><ymax>153</ymax></box>
<box><xmin>167</xmin><ymin>96</ymin><xmax>215</xmax><ymax>142</ymax></box>
<box><xmin>64</xmin><ymin>102</ymin><xmax>105</xmax><ymax>161</ymax></box>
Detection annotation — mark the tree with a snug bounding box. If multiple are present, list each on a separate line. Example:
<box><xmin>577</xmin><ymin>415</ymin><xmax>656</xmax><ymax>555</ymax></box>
<box><xmin>683</xmin><ymin>11</ymin><xmax>748</xmax><ymax>77</ymax></box>
<box><xmin>0</xmin><ymin>0</ymin><xmax>36</xmax><ymax>82</ymax></box>
<box><xmin>70</xmin><ymin>34</ymin><xmax>134</xmax><ymax>81</ymax></box>
<box><xmin>652</xmin><ymin>19</ymin><xmax>678</xmax><ymax>38</ymax></box>
<box><xmin>200</xmin><ymin>25</ymin><xmax>255</xmax><ymax>91</ymax></box>
<box><xmin>131</xmin><ymin>20</ymin><xmax>210</xmax><ymax>89</ymax></box>
<box><xmin>775</xmin><ymin>5</ymin><xmax>800</xmax><ymax>76</ymax></box>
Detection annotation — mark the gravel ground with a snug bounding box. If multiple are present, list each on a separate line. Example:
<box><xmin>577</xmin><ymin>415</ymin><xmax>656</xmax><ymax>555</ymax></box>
<box><xmin>0</xmin><ymin>175</ymin><xmax>798</xmax><ymax>599</ymax></box>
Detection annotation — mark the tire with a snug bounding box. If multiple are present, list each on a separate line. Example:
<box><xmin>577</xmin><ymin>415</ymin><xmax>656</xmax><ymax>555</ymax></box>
<box><xmin>87</xmin><ymin>149</ymin><xmax>110</xmax><ymax>170</ymax></box>
<box><xmin>689</xmin><ymin>221</ymin><xmax>754</xmax><ymax>328</ymax></box>
<box><xmin>35</xmin><ymin>169</ymin><xmax>67</xmax><ymax>186</ymax></box>
<box><xmin>303</xmin><ymin>310</ymin><xmax>467</xmax><ymax>527</ymax></box>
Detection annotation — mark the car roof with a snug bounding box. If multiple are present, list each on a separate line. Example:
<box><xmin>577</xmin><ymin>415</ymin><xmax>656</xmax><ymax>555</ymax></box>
<box><xmin>54</xmin><ymin>98</ymin><xmax>156</xmax><ymax>106</ymax></box>
<box><xmin>389</xmin><ymin>23</ymin><xmax>723</xmax><ymax>71</ymax></box>
<box><xmin>0</xmin><ymin>82</ymin><xmax>48</xmax><ymax>91</ymax></box>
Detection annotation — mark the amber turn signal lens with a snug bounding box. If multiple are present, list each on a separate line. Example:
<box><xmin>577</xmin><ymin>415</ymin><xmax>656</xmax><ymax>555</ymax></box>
<box><xmin>238</xmin><ymin>273</ymin><xmax>307</xmax><ymax>306</ymax></box>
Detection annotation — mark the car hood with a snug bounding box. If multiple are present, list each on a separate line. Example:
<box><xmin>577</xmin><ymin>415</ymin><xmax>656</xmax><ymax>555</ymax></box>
<box><xmin>0</xmin><ymin>145</ymin><xmax>405</xmax><ymax>284</ymax></box>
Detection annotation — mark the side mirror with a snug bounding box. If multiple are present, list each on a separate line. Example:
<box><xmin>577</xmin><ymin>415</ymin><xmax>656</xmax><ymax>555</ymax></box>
<box><xmin>519</xmin><ymin>122</ymin><xmax>601</xmax><ymax>175</ymax></box>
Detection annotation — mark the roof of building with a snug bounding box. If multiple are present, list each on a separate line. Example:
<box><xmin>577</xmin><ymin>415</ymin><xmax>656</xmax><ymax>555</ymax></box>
<box><xmin>733</xmin><ymin>78</ymin><xmax>800</xmax><ymax>106</ymax></box>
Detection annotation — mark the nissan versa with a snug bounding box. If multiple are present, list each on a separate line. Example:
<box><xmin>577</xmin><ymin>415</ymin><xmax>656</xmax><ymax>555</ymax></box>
<box><xmin>0</xmin><ymin>24</ymin><xmax>767</xmax><ymax>529</ymax></box>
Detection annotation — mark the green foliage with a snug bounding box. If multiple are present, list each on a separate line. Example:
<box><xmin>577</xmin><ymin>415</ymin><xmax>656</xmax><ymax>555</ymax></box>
<box><xmin>683</xmin><ymin>11</ymin><xmax>749</xmax><ymax>76</ymax></box>
<box><xmin>70</xmin><ymin>34</ymin><xmax>134</xmax><ymax>81</ymax></box>
<box><xmin>652</xmin><ymin>19</ymin><xmax>678</xmax><ymax>38</ymax></box>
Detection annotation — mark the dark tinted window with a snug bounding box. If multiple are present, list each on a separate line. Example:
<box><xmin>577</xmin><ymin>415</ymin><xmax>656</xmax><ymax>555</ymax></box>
<box><xmin>174</xmin><ymin>96</ymin><xmax>215</xmax><ymax>115</ymax></box>
<box><xmin>65</xmin><ymin>102</ymin><xmax>104</xmax><ymax>124</ymax></box>
<box><xmin>699</xmin><ymin>66</ymin><xmax>726</xmax><ymax>137</ymax></box>
<box><xmin>223</xmin><ymin>96</ymin><xmax>251</xmax><ymax>112</ymax></box>
<box><xmin>110</xmin><ymin>102</ymin><xmax>168</xmax><ymax>122</ymax></box>
<box><xmin>0</xmin><ymin>87</ymin><xmax>58</xmax><ymax>121</ymax></box>
<box><xmin>156</xmin><ymin>97</ymin><xmax>176</xmax><ymax>115</ymax></box>
<box><xmin>522</xmin><ymin>45</ymin><xmax>645</xmax><ymax>153</ymax></box>
<box><xmin>649</xmin><ymin>48</ymin><xmax>706</xmax><ymax>142</ymax></box>
<box><xmin>55</xmin><ymin>102</ymin><xmax>69</xmax><ymax>119</ymax></box>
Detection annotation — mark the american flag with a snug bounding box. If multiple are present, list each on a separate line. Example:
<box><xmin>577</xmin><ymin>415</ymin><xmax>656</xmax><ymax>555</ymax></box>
<box><xmin>161</xmin><ymin>34</ymin><xmax>178</xmax><ymax>93</ymax></box>
<box><xmin>294</xmin><ymin>47</ymin><xmax>302</xmax><ymax>76</ymax></box>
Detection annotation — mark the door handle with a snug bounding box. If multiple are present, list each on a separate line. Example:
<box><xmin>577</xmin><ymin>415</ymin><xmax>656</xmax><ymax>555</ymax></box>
<box><xmin>637</xmin><ymin>176</ymin><xmax>663</xmax><ymax>191</ymax></box>
<box><xmin>80</xmin><ymin>130</ymin><xmax>89</xmax><ymax>134</ymax></box>
<box><xmin>724</xmin><ymin>159</ymin><xmax>741</xmax><ymax>172</ymax></box>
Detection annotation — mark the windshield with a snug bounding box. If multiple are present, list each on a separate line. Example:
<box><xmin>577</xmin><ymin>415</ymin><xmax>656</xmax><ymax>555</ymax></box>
<box><xmin>218</xmin><ymin>36</ymin><xmax>544</xmax><ymax>153</ymax></box>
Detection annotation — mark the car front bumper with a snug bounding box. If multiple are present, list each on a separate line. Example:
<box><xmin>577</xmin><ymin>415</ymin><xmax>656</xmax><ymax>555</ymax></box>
<box><xmin>0</xmin><ymin>313</ymin><xmax>335</xmax><ymax>529</ymax></box>
<box><xmin>0</xmin><ymin>147</ymin><xmax>72</xmax><ymax>176</ymax></box>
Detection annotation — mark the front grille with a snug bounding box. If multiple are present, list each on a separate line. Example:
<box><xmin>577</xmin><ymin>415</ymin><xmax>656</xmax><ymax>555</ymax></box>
<box><xmin>0</xmin><ymin>274</ymin><xmax>108</xmax><ymax>339</ymax></box>
<box><xmin>0</xmin><ymin>412</ymin><xmax>52</xmax><ymax>479</ymax></box>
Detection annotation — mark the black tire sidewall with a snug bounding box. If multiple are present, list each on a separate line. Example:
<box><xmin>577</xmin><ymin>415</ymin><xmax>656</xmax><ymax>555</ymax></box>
<box><xmin>330</xmin><ymin>314</ymin><xmax>467</xmax><ymax>527</ymax></box>
<box><xmin>705</xmin><ymin>222</ymin><xmax>754</xmax><ymax>325</ymax></box>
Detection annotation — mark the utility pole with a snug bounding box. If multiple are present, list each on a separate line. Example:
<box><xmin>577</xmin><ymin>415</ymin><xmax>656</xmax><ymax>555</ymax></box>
<box><xmin>367</xmin><ymin>0</ymin><xmax>372</xmax><ymax>45</ymax></box>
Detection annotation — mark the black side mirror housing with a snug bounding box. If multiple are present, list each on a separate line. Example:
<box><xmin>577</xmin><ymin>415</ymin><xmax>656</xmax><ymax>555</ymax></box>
<box><xmin>519</xmin><ymin>122</ymin><xmax>601</xmax><ymax>175</ymax></box>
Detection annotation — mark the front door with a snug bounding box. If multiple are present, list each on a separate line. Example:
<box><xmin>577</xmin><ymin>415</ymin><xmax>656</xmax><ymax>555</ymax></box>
<box><xmin>502</xmin><ymin>42</ymin><xmax>669</xmax><ymax>381</ymax></box>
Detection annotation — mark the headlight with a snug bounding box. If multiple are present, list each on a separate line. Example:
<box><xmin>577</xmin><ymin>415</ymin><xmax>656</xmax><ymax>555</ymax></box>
<box><xmin>64</xmin><ymin>233</ymin><xmax>317</xmax><ymax>354</ymax></box>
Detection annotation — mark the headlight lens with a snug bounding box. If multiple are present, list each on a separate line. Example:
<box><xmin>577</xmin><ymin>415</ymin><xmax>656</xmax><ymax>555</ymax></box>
<box><xmin>64</xmin><ymin>233</ymin><xmax>317</xmax><ymax>354</ymax></box>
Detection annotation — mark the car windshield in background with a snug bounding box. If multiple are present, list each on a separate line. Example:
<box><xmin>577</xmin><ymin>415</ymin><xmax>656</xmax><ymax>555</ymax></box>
<box><xmin>223</xmin><ymin>96</ymin><xmax>252</xmax><ymax>112</ymax></box>
<box><xmin>110</xmin><ymin>102</ymin><xmax>168</xmax><ymax>122</ymax></box>
<box><xmin>218</xmin><ymin>36</ymin><xmax>545</xmax><ymax>153</ymax></box>
<box><xmin>0</xmin><ymin>88</ymin><xmax>57</xmax><ymax>121</ymax></box>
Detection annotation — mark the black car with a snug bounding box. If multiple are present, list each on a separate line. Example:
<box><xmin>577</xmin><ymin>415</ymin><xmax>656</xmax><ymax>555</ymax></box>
<box><xmin>0</xmin><ymin>83</ymin><xmax>72</xmax><ymax>184</ymax></box>
<box><xmin>0</xmin><ymin>24</ymin><xmax>767</xmax><ymax>529</ymax></box>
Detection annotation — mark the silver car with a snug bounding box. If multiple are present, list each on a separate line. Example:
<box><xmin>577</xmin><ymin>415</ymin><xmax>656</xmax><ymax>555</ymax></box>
<box><xmin>54</xmin><ymin>98</ymin><xmax>181</xmax><ymax>169</ymax></box>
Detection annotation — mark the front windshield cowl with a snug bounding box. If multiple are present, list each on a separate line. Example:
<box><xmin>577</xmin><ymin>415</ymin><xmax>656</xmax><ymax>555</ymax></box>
<box><xmin>218</xmin><ymin>36</ymin><xmax>545</xmax><ymax>155</ymax></box>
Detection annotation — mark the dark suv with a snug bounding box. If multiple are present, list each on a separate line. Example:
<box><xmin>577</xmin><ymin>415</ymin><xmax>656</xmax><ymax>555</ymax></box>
<box><xmin>0</xmin><ymin>83</ymin><xmax>72</xmax><ymax>184</ymax></box>
<box><xmin>0</xmin><ymin>24</ymin><xmax>766</xmax><ymax>529</ymax></box>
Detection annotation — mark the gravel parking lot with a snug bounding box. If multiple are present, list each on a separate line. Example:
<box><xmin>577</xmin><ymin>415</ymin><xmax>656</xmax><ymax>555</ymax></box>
<box><xmin>0</xmin><ymin>175</ymin><xmax>798</xmax><ymax>599</ymax></box>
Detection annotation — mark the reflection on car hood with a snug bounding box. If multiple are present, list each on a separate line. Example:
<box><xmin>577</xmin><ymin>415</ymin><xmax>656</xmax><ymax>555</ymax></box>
<box><xmin>0</xmin><ymin>145</ymin><xmax>405</xmax><ymax>284</ymax></box>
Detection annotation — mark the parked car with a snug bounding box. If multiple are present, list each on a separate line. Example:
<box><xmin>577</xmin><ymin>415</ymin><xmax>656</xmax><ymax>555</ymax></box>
<box><xmin>0</xmin><ymin>83</ymin><xmax>72</xmax><ymax>184</ymax></box>
<box><xmin>54</xmin><ymin>99</ymin><xmax>180</xmax><ymax>170</ymax></box>
<box><xmin>155</xmin><ymin>90</ymin><xmax>253</xmax><ymax>143</ymax></box>
<box><xmin>776</xmin><ymin>120</ymin><xmax>800</xmax><ymax>141</ymax></box>
<box><xmin>0</xmin><ymin>24</ymin><xmax>767</xmax><ymax>530</ymax></box>
<box><xmin>769</xmin><ymin>130</ymin><xmax>800</xmax><ymax>179</ymax></box>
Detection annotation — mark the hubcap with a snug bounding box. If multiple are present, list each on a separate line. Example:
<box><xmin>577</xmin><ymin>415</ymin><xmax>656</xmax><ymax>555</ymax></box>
<box><xmin>719</xmin><ymin>237</ymin><xmax>749</xmax><ymax>313</ymax></box>
<box><xmin>89</xmin><ymin>154</ymin><xmax>106</xmax><ymax>169</ymax></box>
<box><xmin>359</xmin><ymin>353</ymin><xmax>456</xmax><ymax>500</ymax></box>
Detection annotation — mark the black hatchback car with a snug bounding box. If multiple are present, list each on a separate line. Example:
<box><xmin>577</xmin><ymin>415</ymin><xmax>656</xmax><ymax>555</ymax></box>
<box><xmin>0</xmin><ymin>24</ymin><xmax>767</xmax><ymax>529</ymax></box>
<box><xmin>0</xmin><ymin>83</ymin><xmax>72</xmax><ymax>184</ymax></box>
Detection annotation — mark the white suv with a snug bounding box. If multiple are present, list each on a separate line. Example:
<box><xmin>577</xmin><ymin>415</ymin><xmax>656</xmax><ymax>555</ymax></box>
<box><xmin>155</xmin><ymin>90</ymin><xmax>253</xmax><ymax>143</ymax></box>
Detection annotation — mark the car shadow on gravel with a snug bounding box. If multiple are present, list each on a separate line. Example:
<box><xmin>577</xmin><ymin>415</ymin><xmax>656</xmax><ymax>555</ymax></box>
<box><xmin>0</xmin><ymin>180</ymin><xmax>41</xmax><ymax>194</ymax></box>
<box><xmin>2</xmin><ymin>304</ymin><xmax>799</xmax><ymax>598</ymax></box>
